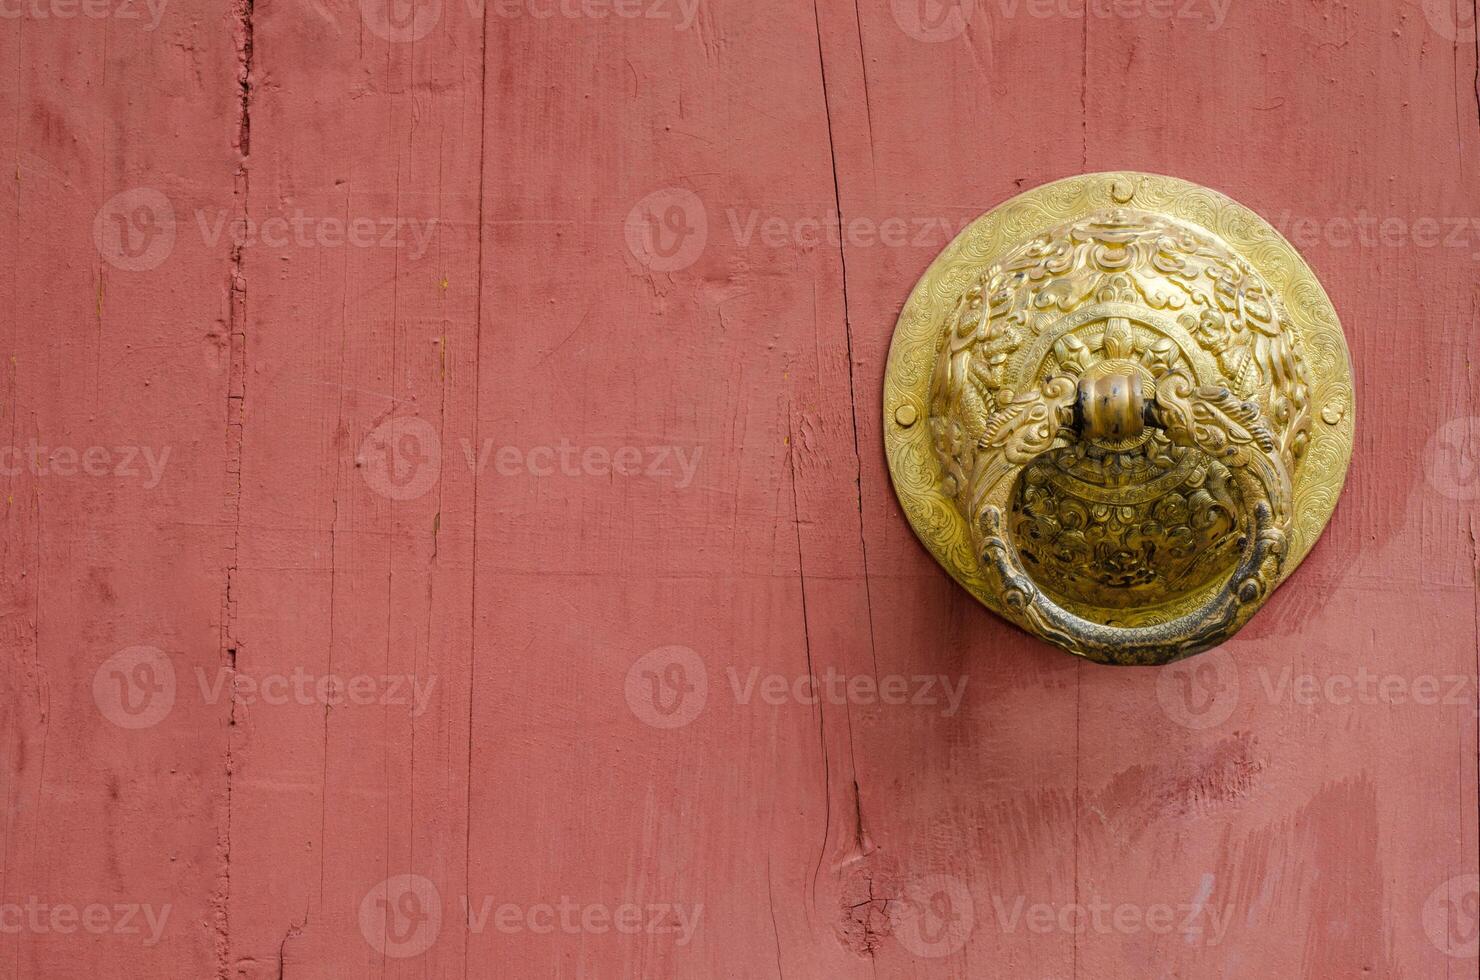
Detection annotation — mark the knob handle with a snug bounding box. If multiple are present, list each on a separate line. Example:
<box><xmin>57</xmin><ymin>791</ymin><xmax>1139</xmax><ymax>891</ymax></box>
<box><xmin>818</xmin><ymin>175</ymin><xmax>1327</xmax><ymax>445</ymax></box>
<box><xmin>974</xmin><ymin>372</ymin><xmax>1293</xmax><ymax>665</ymax></box>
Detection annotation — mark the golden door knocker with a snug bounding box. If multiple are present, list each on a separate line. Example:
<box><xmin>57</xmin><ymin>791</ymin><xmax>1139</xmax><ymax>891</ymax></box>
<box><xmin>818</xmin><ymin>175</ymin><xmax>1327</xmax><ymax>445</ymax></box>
<box><xmin>883</xmin><ymin>173</ymin><xmax>1355</xmax><ymax>666</ymax></box>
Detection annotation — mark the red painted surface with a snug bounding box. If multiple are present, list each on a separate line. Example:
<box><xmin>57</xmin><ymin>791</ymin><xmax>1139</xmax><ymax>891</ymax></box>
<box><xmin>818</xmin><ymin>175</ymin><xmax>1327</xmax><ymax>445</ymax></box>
<box><xmin>1</xmin><ymin>1</ymin><xmax>1478</xmax><ymax>977</ymax></box>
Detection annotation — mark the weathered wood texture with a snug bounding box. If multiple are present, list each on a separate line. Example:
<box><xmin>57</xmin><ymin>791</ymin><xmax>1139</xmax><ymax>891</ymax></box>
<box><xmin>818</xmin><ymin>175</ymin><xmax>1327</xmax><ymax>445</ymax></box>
<box><xmin>0</xmin><ymin>4</ymin><xmax>242</xmax><ymax>978</ymax></box>
<box><xmin>1</xmin><ymin>0</ymin><xmax>1477</xmax><ymax>977</ymax></box>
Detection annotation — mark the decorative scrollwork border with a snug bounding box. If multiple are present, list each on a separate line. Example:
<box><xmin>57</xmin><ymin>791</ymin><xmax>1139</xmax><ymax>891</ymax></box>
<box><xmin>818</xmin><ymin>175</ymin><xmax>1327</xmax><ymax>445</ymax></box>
<box><xmin>882</xmin><ymin>172</ymin><xmax>1355</xmax><ymax>637</ymax></box>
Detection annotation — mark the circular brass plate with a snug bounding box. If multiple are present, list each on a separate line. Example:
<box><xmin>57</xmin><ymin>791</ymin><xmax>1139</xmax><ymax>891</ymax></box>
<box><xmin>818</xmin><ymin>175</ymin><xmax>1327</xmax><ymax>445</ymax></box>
<box><xmin>883</xmin><ymin>172</ymin><xmax>1354</xmax><ymax>647</ymax></box>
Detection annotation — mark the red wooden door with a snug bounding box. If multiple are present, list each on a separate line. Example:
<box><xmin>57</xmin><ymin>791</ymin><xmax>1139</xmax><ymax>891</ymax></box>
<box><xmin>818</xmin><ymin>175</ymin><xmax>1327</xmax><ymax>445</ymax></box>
<box><xmin>1</xmin><ymin>0</ymin><xmax>1477</xmax><ymax>977</ymax></box>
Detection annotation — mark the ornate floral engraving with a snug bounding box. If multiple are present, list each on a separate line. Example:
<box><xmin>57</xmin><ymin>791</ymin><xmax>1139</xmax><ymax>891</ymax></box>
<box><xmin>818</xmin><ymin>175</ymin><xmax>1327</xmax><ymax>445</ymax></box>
<box><xmin>903</xmin><ymin>194</ymin><xmax>1335</xmax><ymax>664</ymax></box>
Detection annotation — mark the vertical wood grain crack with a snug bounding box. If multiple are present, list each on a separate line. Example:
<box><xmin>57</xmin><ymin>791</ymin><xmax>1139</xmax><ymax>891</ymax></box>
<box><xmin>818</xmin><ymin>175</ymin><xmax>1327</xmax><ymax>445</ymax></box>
<box><xmin>216</xmin><ymin>0</ymin><xmax>254</xmax><ymax>975</ymax></box>
<box><xmin>1072</xmin><ymin>663</ymin><xmax>1081</xmax><ymax>980</ymax></box>
<box><xmin>1469</xmin><ymin>295</ymin><xmax>1479</xmax><ymax>915</ymax></box>
<box><xmin>1469</xmin><ymin>509</ymin><xmax>1477</xmax><ymax>890</ymax></box>
<box><xmin>275</xmin><ymin>913</ymin><xmax>304</xmax><ymax>980</ymax></box>
<box><xmin>786</xmin><ymin>406</ymin><xmax>832</xmax><ymax>912</ymax></box>
<box><xmin>765</xmin><ymin>852</ymin><xmax>786</xmax><ymax>980</ymax></box>
<box><xmin>1080</xmin><ymin>14</ymin><xmax>1088</xmax><ymax>170</ymax></box>
<box><xmin>463</xmin><ymin>2</ymin><xmax>493</xmax><ymax>977</ymax></box>
<box><xmin>849</xmin><ymin>0</ymin><xmax>876</xmax><ymax>171</ymax></box>
<box><xmin>318</xmin><ymin>191</ymin><xmax>353</xmax><ymax>910</ymax></box>
<box><xmin>810</xmin><ymin>0</ymin><xmax>880</xmax><ymax>686</ymax></box>
<box><xmin>811</xmin><ymin>0</ymin><xmax>879</xmax><ymax>931</ymax></box>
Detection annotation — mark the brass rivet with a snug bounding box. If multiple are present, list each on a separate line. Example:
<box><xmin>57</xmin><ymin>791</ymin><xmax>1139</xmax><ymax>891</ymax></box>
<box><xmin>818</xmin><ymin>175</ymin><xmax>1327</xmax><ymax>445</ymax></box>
<box><xmin>1110</xmin><ymin>178</ymin><xmax>1135</xmax><ymax>204</ymax></box>
<box><xmin>894</xmin><ymin>404</ymin><xmax>918</xmax><ymax>427</ymax></box>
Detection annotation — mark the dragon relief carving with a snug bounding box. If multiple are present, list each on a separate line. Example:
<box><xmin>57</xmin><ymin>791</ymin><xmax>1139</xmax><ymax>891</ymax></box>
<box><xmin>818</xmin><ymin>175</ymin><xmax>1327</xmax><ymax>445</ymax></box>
<box><xmin>928</xmin><ymin>209</ymin><xmax>1309</xmax><ymax>638</ymax></box>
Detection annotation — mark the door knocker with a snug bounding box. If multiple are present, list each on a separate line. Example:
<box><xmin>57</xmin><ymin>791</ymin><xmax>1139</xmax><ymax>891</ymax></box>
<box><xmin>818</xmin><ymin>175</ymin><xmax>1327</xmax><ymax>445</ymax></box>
<box><xmin>883</xmin><ymin>173</ymin><xmax>1354</xmax><ymax>665</ymax></box>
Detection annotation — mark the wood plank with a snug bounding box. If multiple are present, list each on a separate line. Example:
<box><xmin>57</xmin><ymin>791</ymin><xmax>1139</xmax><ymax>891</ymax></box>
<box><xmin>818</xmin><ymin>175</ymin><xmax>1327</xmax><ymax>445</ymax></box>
<box><xmin>220</xmin><ymin>2</ymin><xmax>484</xmax><ymax>976</ymax></box>
<box><xmin>466</xmin><ymin>2</ymin><xmax>876</xmax><ymax>974</ymax></box>
<box><xmin>0</xmin><ymin>6</ymin><xmax>242</xmax><ymax>977</ymax></box>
